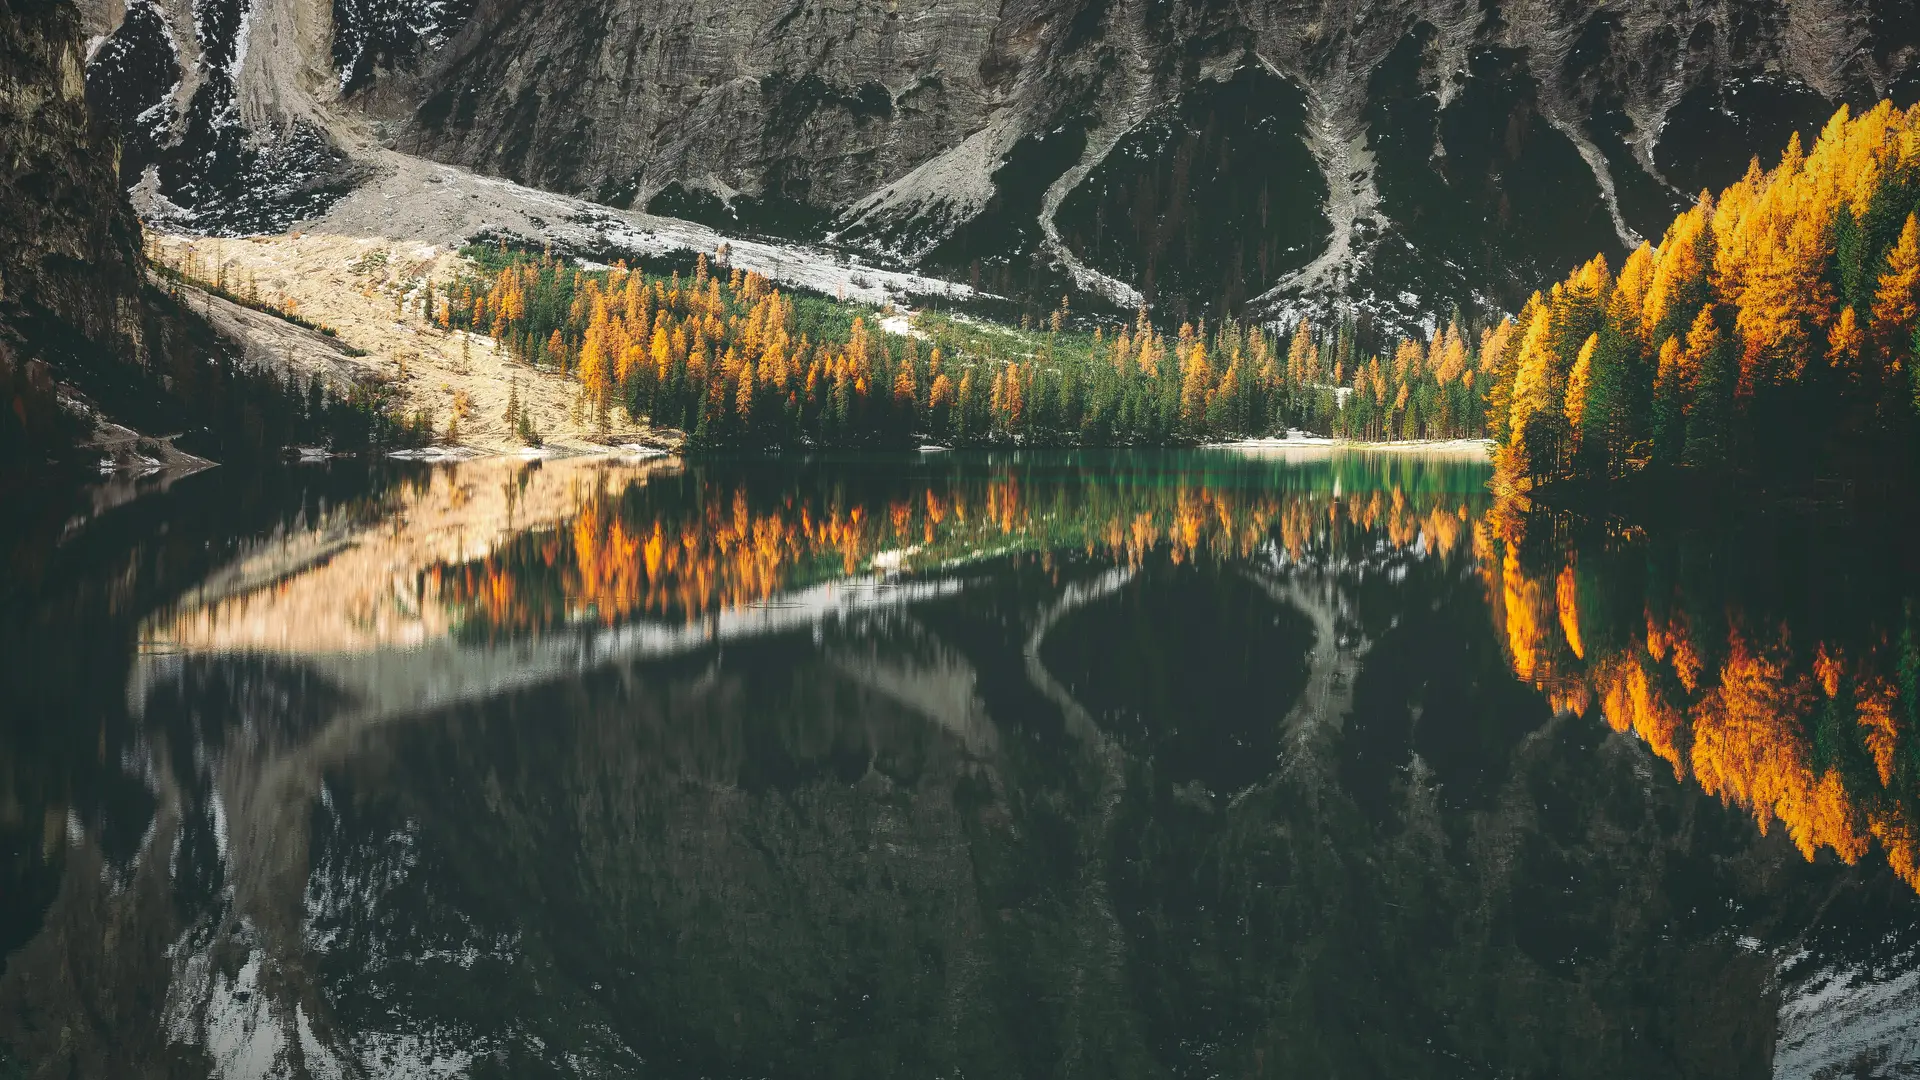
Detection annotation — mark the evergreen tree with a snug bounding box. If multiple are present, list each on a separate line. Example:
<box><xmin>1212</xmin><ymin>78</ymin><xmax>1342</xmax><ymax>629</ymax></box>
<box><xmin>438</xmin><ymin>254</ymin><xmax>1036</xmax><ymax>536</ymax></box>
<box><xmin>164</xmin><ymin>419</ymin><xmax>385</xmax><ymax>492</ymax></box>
<box><xmin>1684</xmin><ymin>334</ymin><xmax>1736</xmax><ymax>469</ymax></box>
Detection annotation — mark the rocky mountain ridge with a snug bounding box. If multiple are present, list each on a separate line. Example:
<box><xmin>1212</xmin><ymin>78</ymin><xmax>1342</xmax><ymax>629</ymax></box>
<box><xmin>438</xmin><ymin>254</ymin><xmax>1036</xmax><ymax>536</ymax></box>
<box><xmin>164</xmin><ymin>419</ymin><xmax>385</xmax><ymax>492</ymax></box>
<box><xmin>70</xmin><ymin>0</ymin><xmax>1920</xmax><ymax>326</ymax></box>
<box><xmin>3</xmin><ymin>0</ymin><xmax>147</xmax><ymax>367</ymax></box>
<box><xmin>1</xmin><ymin>0</ymin><xmax>189</xmax><ymax>465</ymax></box>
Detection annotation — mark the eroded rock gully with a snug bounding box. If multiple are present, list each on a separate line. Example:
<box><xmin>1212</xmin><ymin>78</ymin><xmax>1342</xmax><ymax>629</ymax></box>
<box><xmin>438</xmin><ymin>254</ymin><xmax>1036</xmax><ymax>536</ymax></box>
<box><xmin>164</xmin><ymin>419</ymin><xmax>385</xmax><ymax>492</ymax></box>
<box><xmin>70</xmin><ymin>0</ymin><xmax>1920</xmax><ymax>320</ymax></box>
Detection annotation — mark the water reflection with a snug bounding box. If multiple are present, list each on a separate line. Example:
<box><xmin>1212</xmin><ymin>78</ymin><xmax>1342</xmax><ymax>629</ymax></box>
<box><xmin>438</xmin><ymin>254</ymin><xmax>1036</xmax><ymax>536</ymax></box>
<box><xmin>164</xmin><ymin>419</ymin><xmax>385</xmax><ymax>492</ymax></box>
<box><xmin>145</xmin><ymin>452</ymin><xmax>1477</xmax><ymax>647</ymax></box>
<box><xmin>1480</xmin><ymin>510</ymin><xmax>1920</xmax><ymax>891</ymax></box>
<box><xmin>1478</xmin><ymin>505</ymin><xmax>1920</xmax><ymax>1076</ymax></box>
<box><xmin>2</xmin><ymin>451</ymin><xmax>1918</xmax><ymax>1078</ymax></box>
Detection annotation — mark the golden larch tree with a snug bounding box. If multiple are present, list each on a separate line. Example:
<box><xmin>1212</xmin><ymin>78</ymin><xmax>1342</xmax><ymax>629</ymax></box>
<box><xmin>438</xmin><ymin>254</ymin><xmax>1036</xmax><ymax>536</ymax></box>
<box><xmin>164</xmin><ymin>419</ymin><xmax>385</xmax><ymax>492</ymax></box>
<box><xmin>1871</xmin><ymin>213</ymin><xmax>1920</xmax><ymax>359</ymax></box>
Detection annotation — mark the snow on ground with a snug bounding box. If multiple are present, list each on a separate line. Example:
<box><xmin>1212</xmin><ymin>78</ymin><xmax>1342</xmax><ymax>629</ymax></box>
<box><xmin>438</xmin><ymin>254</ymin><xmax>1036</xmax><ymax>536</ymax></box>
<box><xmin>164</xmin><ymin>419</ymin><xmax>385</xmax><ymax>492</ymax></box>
<box><xmin>303</xmin><ymin>150</ymin><xmax>982</xmax><ymax>308</ymax></box>
<box><xmin>878</xmin><ymin>313</ymin><xmax>926</xmax><ymax>339</ymax></box>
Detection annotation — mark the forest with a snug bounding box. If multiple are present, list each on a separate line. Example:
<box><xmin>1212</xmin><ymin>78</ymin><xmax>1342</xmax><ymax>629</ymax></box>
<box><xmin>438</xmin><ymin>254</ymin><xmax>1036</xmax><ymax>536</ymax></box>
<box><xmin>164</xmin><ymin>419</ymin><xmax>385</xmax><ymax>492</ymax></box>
<box><xmin>441</xmin><ymin>245</ymin><xmax>1491</xmax><ymax>449</ymax></box>
<box><xmin>31</xmin><ymin>103</ymin><xmax>1920</xmax><ymax>470</ymax></box>
<box><xmin>1477</xmin><ymin>100</ymin><xmax>1920</xmax><ymax>494</ymax></box>
<box><xmin>442</xmin><ymin>102</ymin><xmax>1920</xmax><ymax>470</ymax></box>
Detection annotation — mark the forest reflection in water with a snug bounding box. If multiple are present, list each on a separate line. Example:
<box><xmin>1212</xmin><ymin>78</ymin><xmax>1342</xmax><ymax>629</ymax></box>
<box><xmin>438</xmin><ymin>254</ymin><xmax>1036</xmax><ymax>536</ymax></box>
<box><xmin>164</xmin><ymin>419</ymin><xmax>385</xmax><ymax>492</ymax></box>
<box><xmin>2</xmin><ymin>449</ymin><xmax>1919</xmax><ymax>1079</ymax></box>
<box><xmin>1484</xmin><ymin>502</ymin><xmax>1920</xmax><ymax>895</ymax></box>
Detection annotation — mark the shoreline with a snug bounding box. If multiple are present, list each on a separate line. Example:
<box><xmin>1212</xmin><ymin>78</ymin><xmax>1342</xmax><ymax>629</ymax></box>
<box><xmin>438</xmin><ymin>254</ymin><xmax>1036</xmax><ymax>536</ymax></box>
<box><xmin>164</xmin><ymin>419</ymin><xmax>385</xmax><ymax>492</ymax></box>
<box><xmin>1214</xmin><ymin>437</ymin><xmax>1493</xmax><ymax>458</ymax></box>
<box><xmin>354</xmin><ymin>438</ymin><xmax>1493</xmax><ymax>463</ymax></box>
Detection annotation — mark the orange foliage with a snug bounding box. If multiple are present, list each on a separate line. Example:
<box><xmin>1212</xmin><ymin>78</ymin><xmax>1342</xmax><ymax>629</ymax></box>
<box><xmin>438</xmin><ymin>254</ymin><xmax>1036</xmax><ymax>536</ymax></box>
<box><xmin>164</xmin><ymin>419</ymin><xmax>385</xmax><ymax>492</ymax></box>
<box><xmin>1481</xmin><ymin>521</ymin><xmax>1920</xmax><ymax>892</ymax></box>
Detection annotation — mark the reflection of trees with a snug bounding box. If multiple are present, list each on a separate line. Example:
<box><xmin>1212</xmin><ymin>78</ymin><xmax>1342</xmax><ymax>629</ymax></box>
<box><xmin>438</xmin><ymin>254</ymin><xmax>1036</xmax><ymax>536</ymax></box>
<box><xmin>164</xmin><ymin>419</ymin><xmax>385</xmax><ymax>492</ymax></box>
<box><xmin>146</xmin><ymin>456</ymin><xmax>678</xmax><ymax>656</ymax></box>
<box><xmin>137</xmin><ymin>453</ymin><xmax>1489</xmax><ymax>652</ymax></box>
<box><xmin>20</xmin><ymin>454</ymin><xmax>1920</xmax><ymax>1077</ymax></box>
<box><xmin>433</xmin><ymin>456</ymin><xmax>1484</xmax><ymax>635</ymax></box>
<box><xmin>1479</xmin><ymin>502</ymin><xmax>1920</xmax><ymax>889</ymax></box>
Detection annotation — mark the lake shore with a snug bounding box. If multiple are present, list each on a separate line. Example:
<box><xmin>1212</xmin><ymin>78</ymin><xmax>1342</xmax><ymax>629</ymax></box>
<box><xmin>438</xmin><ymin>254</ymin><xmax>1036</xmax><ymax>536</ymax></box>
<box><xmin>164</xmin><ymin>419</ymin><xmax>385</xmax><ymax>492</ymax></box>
<box><xmin>1216</xmin><ymin>437</ymin><xmax>1492</xmax><ymax>458</ymax></box>
<box><xmin>358</xmin><ymin>437</ymin><xmax>1495</xmax><ymax>462</ymax></box>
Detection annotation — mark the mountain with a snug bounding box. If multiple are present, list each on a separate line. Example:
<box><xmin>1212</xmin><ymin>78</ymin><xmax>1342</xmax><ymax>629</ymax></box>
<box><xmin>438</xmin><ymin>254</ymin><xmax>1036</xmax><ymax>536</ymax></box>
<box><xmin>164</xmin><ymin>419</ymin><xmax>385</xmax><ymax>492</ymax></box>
<box><xmin>78</xmin><ymin>0</ymin><xmax>1920</xmax><ymax>327</ymax></box>
<box><xmin>2</xmin><ymin>0</ymin><xmax>150</xmax><ymax>452</ymax></box>
<box><xmin>3</xmin><ymin>0</ymin><xmax>358</xmax><ymax>471</ymax></box>
<box><xmin>1</xmin><ymin>0</ymin><xmax>146</xmax><ymax>335</ymax></box>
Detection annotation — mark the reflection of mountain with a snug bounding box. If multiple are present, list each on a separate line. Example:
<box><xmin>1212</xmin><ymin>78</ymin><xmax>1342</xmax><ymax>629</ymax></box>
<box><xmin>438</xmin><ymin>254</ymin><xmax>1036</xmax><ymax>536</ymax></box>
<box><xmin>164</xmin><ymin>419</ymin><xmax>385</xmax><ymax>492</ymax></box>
<box><xmin>144</xmin><ymin>456</ymin><xmax>681</xmax><ymax>657</ymax></box>
<box><xmin>9</xmin><ymin>454</ymin><xmax>1920</xmax><ymax>1077</ymax></box>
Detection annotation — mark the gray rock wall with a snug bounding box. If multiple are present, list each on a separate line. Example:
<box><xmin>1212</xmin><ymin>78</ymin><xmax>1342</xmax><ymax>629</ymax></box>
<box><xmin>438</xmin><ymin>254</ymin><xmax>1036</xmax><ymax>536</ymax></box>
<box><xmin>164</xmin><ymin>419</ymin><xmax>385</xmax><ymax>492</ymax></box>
<box><xmin>80</xmin><ymin>0</ymin><xmax>1920</xmax><ymax>317</ymax></box>
<box><xmin>1</xmin><ymin>0</ymin><xmax>147</xmax><ymax>358</ymax></box>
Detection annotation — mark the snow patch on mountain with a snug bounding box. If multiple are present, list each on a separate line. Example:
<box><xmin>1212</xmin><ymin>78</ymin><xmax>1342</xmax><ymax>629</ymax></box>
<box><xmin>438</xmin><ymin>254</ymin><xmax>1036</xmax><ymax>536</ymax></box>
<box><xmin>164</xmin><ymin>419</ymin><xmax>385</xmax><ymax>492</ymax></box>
<box><xmin>308</xmin><ymin>149</ymin><xmax>984</xmax><ymax>307</ymax></box>
<box><xmin>333</xmin><ymin>0</ymin><xmax>478</xmax><ymax>93</ymax></box>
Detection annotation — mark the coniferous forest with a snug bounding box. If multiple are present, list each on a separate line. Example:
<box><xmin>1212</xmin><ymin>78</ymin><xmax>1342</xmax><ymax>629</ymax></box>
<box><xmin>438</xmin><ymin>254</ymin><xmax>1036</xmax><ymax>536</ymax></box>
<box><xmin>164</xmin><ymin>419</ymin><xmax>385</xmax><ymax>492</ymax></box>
<box><xmin>444</xmin><ymin>245</ymin><xmax>1491</xmax><ymax>450</ymax></box>
<box><xmin>438</xmin><ymin>101</ymin><xmax>1920</xmax><ymax>489</ymax></box>
<box><xmin>1478</xmin><ymin>101</ymin><xmax>1920</xmax><ymax>495</ymax></box>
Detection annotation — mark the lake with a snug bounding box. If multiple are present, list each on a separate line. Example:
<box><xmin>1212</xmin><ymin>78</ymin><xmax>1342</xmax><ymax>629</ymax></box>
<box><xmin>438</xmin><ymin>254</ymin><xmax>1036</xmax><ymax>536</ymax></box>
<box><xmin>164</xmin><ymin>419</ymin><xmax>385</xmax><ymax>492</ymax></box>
<box><xmin>2</xmin><ymin>449</ymin><xmax>1917</xmax><ymax>1078</ymax></box>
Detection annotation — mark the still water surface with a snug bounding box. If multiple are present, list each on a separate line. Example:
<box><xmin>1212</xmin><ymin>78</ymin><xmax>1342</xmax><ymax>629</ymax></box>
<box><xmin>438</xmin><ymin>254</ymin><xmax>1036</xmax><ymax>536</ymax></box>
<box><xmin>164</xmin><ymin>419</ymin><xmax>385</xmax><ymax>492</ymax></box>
<box><xmin>3</xmin><ymin>450</ymin><xmax>1919</xmax><ymax>1078</ymax></box>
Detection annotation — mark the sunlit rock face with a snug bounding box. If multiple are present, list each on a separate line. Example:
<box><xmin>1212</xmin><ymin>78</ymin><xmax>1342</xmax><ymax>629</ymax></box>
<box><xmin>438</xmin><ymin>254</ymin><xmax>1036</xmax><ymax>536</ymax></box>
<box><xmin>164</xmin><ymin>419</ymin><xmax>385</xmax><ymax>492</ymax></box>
<box><xmin>76</xmin><ymin>0</ymin><xmax>1920</xmax><ymax>321</ymax></box>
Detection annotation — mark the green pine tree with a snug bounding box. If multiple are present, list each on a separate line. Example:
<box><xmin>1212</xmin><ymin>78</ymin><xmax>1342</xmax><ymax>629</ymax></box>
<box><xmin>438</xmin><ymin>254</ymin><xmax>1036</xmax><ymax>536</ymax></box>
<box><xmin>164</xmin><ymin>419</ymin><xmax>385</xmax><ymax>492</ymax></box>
<box><xmin>1684</xmin><ymin>338</ymin><xmax>1736</xmax><ymax>470</ymax></box>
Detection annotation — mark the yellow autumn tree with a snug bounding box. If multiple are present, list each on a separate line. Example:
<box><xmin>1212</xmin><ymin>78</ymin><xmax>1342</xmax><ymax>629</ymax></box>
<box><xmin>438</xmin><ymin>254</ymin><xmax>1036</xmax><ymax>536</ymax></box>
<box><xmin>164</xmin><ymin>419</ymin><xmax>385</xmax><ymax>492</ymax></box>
<box><xmin>893</xmin><ymin>358</ymin><xmax>918</xmax><ymax>413</ymax></box>
<box><xmin>578</xmin><ymin>342</ymin><xmax>608</xmax><ymax>409</ymax></box>
<box><xmin>1828</xmin><ymin>306</ymin><xmax>1865</xmax><ymax>375</ymax></box>
<box><xmin>1564</xmin><ymin>333</ymin><xmax>1598</xmax><ymax>432</ymax></box>
<box><xmin>1871</xmin><ymin>213</ymin><xmax>1920</xmax><ymax>360</ymax></box>
<box><xmin>1181</xmin><ymin>342</ymin><xmax>1212</xmax><ymax>430</ymax></box>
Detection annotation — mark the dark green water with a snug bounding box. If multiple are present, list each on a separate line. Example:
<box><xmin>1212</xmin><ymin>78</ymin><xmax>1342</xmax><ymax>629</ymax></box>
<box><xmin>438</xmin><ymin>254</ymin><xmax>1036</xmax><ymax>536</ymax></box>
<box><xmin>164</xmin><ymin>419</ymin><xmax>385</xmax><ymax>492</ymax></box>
<box><xmin>3</xmin><ymin>450</ymin><xmax>1918</xmax><ymax>1079</ymax></box>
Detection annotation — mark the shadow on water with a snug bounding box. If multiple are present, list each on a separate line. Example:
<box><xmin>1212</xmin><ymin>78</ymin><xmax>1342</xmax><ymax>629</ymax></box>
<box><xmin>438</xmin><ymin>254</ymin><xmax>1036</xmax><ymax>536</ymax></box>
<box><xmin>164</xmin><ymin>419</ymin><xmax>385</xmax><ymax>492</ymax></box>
<box><xmin>3</xmin><ymin>450</ymin><xmax>1920</xmax><ymax>1077</ymax></box>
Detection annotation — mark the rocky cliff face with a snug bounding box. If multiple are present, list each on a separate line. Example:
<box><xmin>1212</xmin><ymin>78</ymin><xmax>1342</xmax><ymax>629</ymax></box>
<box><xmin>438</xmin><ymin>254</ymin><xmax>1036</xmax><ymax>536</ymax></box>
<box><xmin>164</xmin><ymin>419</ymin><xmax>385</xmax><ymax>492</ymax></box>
<box><xmin>1</xmin><ymin>0</ymin><xmax>147</xmax><ymax>377</ymax></box>
<box><xmin>2</xmin><ymin>0</ymin><xmax>308</xmax><ymax>467</ymax></box>
<box><xmin>80</xmin><ymin>0</ymin><xmax>358</xmax><ymax>235</ymax></box>
<box><xmin>81</xmin><ymin>0</ymin><xmax>1920</xmax><ymax>323</ymax></box>
<box><xmin>0</xmin><ymin>0</ymin><xmax>183</xmax><ymax>463</ymax></box>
